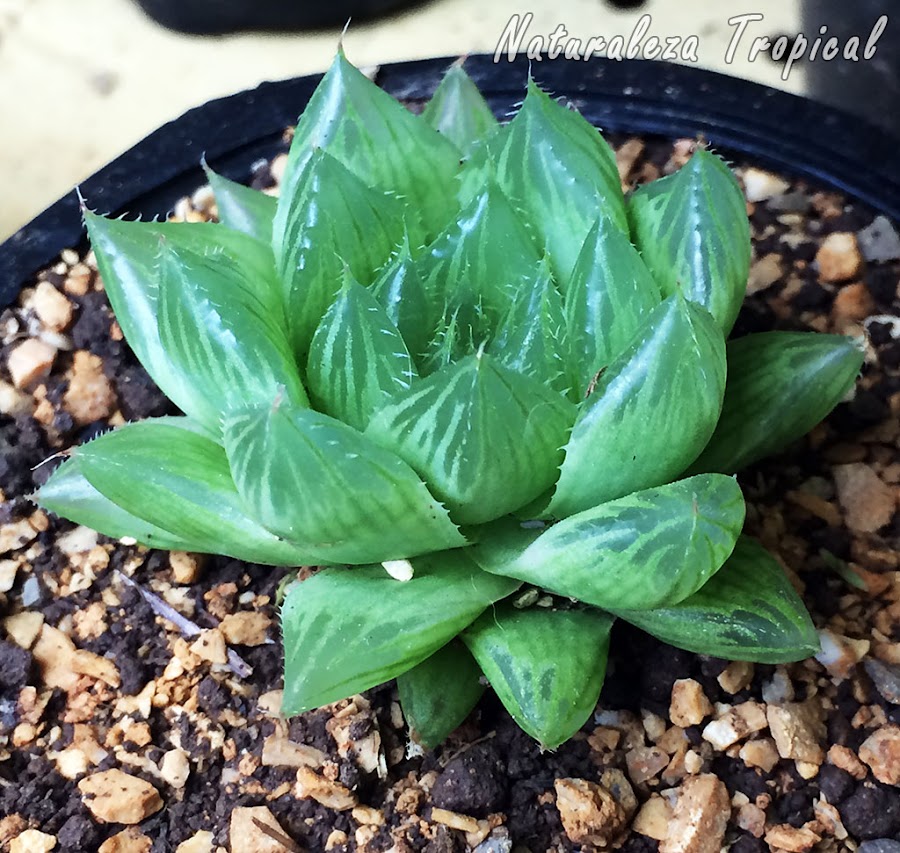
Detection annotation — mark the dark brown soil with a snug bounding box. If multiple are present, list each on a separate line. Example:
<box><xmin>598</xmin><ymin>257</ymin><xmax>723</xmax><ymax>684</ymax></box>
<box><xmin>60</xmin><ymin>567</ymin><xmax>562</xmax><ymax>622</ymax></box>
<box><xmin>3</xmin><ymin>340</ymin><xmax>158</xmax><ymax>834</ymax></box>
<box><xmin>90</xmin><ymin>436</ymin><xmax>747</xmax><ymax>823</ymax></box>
<box><xmin>0</xmin><ymin>134</ymin><xmax>898</xmax><ymax>853</ymax></box>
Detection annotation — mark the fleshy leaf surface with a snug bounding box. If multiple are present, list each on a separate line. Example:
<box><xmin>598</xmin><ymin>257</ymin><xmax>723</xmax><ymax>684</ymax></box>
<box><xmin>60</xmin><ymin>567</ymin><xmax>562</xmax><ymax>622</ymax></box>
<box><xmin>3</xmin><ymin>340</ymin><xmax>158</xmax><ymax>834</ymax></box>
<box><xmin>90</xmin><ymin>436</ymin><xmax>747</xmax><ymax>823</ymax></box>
<box><xmin>74</xmin><ymin>420</ymin><xmax>319</xmax><ymax>565</ymax></box>
<box><xmin>397</xmin><ymin>640</ymin><xmax>485</xmax><ymax>748</ymax></box>
<box><xmin>203</xmin><ymin>164</ymin><xmax>276</xmax><ymax>243</ymax></box>
<box><xmin>276</xmin><ymin>50</ymin><xmax>460</xmax><ymax>243</ymax></box>
<box><xmin>547</xmin><ymin>295</ymin><xmax>726</xmax><ymax>518</ymax></box>
<box><xmin>462</xmin><ymin>605</ymin><xmax>613</xmax><ymax>748</ymax></box>
<box><xmin>628</xmin><ymin>149</ymin><xmax>751</xmax><ymax>334</ymax></box>
<box><xmin>223</xmin><ymin>403</ymin><xmax>465</xmax><ymax>564</ymax></box>
<box><xmin>421</xmin><ymin>63</ymin><xmax>498</xmax><ymax>153</ymax></box>
<box><xmin>565</xmin><ymin>216</ymin><xmax>661</xmax><ymax>399</ymax></box>
<box><xmin>690</xmin><ymin>332</ymin><xmax>864</xmax><ymax>473</ymax></box>
<box><xmin>156</xmin><ymin>241</ymin><xmax>307</xmax><ymax>432</ymax></box>
<box><xmin>281</xmin><ymin>551</ymin><xmax>520</xmax><ymax>715</ymax></box>
<box><xmin>618</xmin><ymin>536</ymin><xmax>820</xmax><ymax>663</ymax></box>
<box><xmin>478</xmin><ymin>475</ymin><xmax>745</xmax><ymax>610</ymax></box>
<box><xmin>495</xmin><ymin>80</ymin><xmax>626</xmax><ymax>285</ymax></box>
<box><xmin>307</xmin><ymin>273</ymin><xmax>417</xmax><ymax>430</ymax></box>
<box><xmin>273</xmin><ymin>150</ymin><xmax>405</xmax><ymax>357</ymax></box>
<box><xmin>365</xmin><ymin>353</ymin><xmax>576</xmax><ymax>525</ymax></box>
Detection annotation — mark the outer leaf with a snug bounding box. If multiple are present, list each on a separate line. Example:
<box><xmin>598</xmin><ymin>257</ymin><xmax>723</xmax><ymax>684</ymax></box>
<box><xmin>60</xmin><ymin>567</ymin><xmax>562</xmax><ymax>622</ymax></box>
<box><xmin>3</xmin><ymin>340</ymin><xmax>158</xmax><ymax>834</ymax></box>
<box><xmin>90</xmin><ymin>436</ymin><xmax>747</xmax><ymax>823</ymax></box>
<box><xmin>457</xmin><ymin>126</ymin><xmax>508</xmax><ymax>207</ymax></box>
<box><xmin>273</xmin><ymin>150</ymin><xmax>405</xmax><ymax>357</ymax></box>
<box><xmin>397</xmin><ymin>641</ymin><xmax>485</xmax><ymax>748</ymax></box>
<box><xmin>156</xmin><ymin>242</ymin><xmax>307</xmax><ymax>431</ymax></box>
<box><xmin>223</xmin><ymin>403</ymin><xmax>465</xmax><ymax>563</ymax></box>
<box><xmin>495</xmin><ymin>80</ymin><xmax>626</xmax><ymax>286</ymax></box>
<box><xmin>618</xmin><ymin>536</ymin><xmax>820</xmax><ymax>663</ymax></box>
<box><xmin>547</xmin><ymin>295</ymin><xmax>726</xmax><ymax>518</ymax></box>
<box><xmin>281</xmin><ymin>550</ymin><xmax>520</xmax><ymax>714</ymax></box>
<box><xmin>422</xmin><ymin>64</ymin><xmax>498</xmax><ymax>153</ymax></box>
<box><xmin>307</xmin><ymin>273</ymin><xmax>417</xmax><ymax>430</ymax></box>
<box><xmin>203</xmin><ymin>163</ymin><xmax>276</xmax><ymax>242</ymax></box>
<box><xmin>365</xmin><ymin>353</ymin><xmax>576</xmax><ymax>525</ymax></box>
<box><xmin>628</xmin><ymin>149</ymin><xmax>751</xmax><ymax>334</ymax></box>
<box><xmin>74</xmin><ymin>420</ymin><xmax>320</xmax><ymax>565</ymax></box>
<box><xmin>690</xmin><ymin>332</ymin><xmax>864</xmax><ymax>473</ymax></box>
<box><xmin>478</xmin><ymin>475</ymin><xmax>744</xmax><ymax>610</ymax></box>
<box><xmin>462</xmin><ymin>606</ymin><xmax>613</xmax><ymax>748</ymax></box>
<box><xmin>276</xmin><ymin>50</ymin><xmax>460</xmax><ymax>244</ymax></box>
<box><xmin>488</xmin><ymin>257</ymin><xmax>568</xmax><ymax>394</ymax></box>
<box><xmin>565</xmin><ymin>216</ymin><xmax>660</xmax><ymax>399</ymax></box>
<box><xmin>36</xmin><ymin>455</ymin><xmax>192</xmax><ymax>551</ymax></box>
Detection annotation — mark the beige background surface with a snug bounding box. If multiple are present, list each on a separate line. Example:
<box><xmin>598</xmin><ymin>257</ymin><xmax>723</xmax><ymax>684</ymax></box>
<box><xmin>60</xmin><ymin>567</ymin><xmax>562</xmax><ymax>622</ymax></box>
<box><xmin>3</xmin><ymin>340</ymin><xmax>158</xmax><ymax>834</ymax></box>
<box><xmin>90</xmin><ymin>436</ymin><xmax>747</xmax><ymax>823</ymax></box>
<box><xmin>0</xmin><ymin>0</ymin><xmax>805</xmax><ymax>240</ymax></box>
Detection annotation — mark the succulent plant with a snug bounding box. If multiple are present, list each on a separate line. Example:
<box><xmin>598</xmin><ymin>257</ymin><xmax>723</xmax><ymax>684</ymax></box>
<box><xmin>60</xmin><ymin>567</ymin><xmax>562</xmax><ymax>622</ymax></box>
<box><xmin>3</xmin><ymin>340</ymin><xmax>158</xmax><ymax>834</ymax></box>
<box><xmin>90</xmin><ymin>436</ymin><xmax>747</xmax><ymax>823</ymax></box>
<box><xmin>37</xmin><ymin>54</ymin><xmax>865</xmax><ymax>749</ymax></box>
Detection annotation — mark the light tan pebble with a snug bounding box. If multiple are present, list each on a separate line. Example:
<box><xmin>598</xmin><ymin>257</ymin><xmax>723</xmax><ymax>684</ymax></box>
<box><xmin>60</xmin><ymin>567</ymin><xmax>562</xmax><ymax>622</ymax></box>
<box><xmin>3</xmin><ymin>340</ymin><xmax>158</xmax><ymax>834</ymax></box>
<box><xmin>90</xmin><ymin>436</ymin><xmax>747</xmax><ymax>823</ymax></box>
<box><xmin>8</xmin><ymin>339</ymin><xmax>56</xmax><ymax>389</ymax></box>
<box><xmin>795</xmin><ymin>760</ymin><xmax>820</xmax><ymax>780</ymax></box>
<box><xmin>833</xmin><ymin>281</ymin><xmax>876</xmax><ymax>324</ymax></box>
<box><xmin>324</xmin><ymin>831</ymin><xmax>348</xmax><ymax>851</ymax></box>
<box><xmin>814</xmin><ymin>799</ymin><xmax>848</xmax><ymax>840</ymax></box>
<box><xmin>430</xmin><ymin>808</ymin><xmax>480</xmax><ymax>833</ymax></box>
<box><xmin>766</xmin><ymin>701</ymin><xmax>826</xmax><ymax>765</ymax></box>
<box><xmin>743</xmin><ymin>167</ymin><xmax>790</xmax><ymax>202</ymax></box>
<box><xmin>762</xmin><ymin>668</ymin><xmax>795</xmax><ymax>704</ymax></box>
<box><xmin>189</xmin><ymin>629</ymin><xmax>229</xmax><ymax>665</ymax></box>
<box><xmin>642</xmin><ymin>710</ymin><xmax>667</xmax><ymax>741</ymax></box>
<box><xmin>632</xmin><ymin>796</ymin><xmax>672</xmax><ymax>841</ymax></box>
<box><xmin>354</xmin><ymin>824</ymin><xmax>378</xmax><ymax>849</ymax></box>
<box><xmin>739</xmin><ymin>738</ymin><xmax>781</xmax><ymax>773</ymax></box>
<box><xmin>826</xmin><ymin>743</ymin><xmax>868</xmax><ymax>779</ymax></box>
<box><xmin>616</xmin><ymin>138</ymin><xmax>645</xmax><ymax>184</ymax></box>
<box><xmin>257</xmin><ymin>690</ymin><xmax>283</xmax><ymax>716</ymax></box>
<box><xmin>31</xmin><ymin>281</ymin><xmax>73</xmax><ymax>331</ymax></box>
<box><xmin>10</xmin><ymin>828</ymin><xmax>57</xmax><ymax>853</ymax></box>
<box><xmin>261</xmin><ymin>735</ymin><xmax>326</xmax><ymax>769</ymax></box>
<box><xmin>747</xmin><ymin>254</ymin><xmax>783</xmax><ymax>295</ymax></box>
<box><xmin>717</xmin><ymin>662</ymin><xmax>755</xmax><ymax>695</ymax></box>
<box><xmin>683</xmin><ymin>750</ymin><xmax>703</xmax><ymax>775</ymax></box>
<box><xmin>351</xmin><ymin>806</ymin><xmax>384</xmax><ymax>826</ymax></box>
<box><xmin>588</xmin><ymin>726</ymin><xmax>622</xmax><ymax>752</ymax></box>
<box><xmin>295</xmin><ymin>766</ymin><xmax>357</xmax><ymax>810</ymax></box>
<box><xmin>0</xmin><ymin>817</ymin><xmax>29</xmax><ymax>849</ymax></box>
<box><xmin>0</xmin><ymin>518</ymin><xmax>39</xmax><ymax>556</ymax></box>
<box><xmin>815</xmin><ymin>629</ymin><xmax>871</xmax><ymax>679</ymax></box>
<box><xmin>219</xmin><ymin>611</ymin><xmax>271</xmax><ymax>646</ymax></box>
<box><xmin>0</xmin><ymin>558</ymin><xmax>18</xmax><ymax>593</ymax></box>
<box><xmin>816</xmin><ymin>231</ymin><xmax>863</xmax><ymax>282</ymax></box>
<box><xmin>833</xmin><ymin>463</ymin><xmax>896</xmax><ymax>533</ymax></box>
<box><xmin>170</xmin><ymin>551</ymin><xmax>207</xmax><ymax>584</ymax></box>
<box><xmin>229</xmin><ymin>806</ymin><xmax>297</xmax><ymax>853</ymax></box>
<box><xmin>78</xmin><ymin>769</ymin><xmax>163</xmax><ymax>824</ymax></box>
<box><xmin>657</xmin><ymin>726</ymin><xmax>688</xmax><ymax>756</ymax></box>
<box><xmin>160</xmin><ymin>748</ymin><xmax>190</xmax><ymax>789</ymax></box>
<box><xmin>625</xmin><ymin>745</ymin><xmax>670</xmax><ymax>784</ymax></box>
<box><xmin>3</xmin><ymin>611</ymin><xmax>43</xmax><ymax>649</ymax></box>
<box><xmin>175</xmin><ymin>831</ymin><xmax>215</xmax><ymax>853</ymax></box>
<box><xmin>858</xmin><ymin>724</ymin><xmax>900</xmax><ymax>784</ymax></box>
<box><xmin>763</xmin><ymin>824</ymin><xmax>821</xmax><ymax>853</ymax></box>
<box><xmin>670</xmin><ymin>678</ymin><xmax>713</xmax><ymax>727</ymax></box>
<box><xmin>702</xmin><ymin>702</ymin><xmax>768</xmax><ymax>750</ymax></box>
<box><xmin>0</xmin><ymin>380</ymin><xmax>33</xmax><ymax>415</ymax></box>
<box><xmin>32</xmin><ymin>624</ymin><xmax>120</xmax><ymax>690</ymax></box>
<box><xmin>57</xmin><ymin>525</ymin><xmax>98</xmax><ymax>557</ymax></box>
<box><xmin>98</xmin><ymin>828</ymin><xmax>152</xmax><ymax>853</ymax></box>
<box><xmin>269</xmin><ymin>154</ymin><xmax>288</xmax><ymax>184</ymax></box>
<box><xmin>736</xmin><ymin>802</ymin><xmax>766</xmax><ymax>837</ymax></box>
<box><xmin>54</xmin><ymin>746</ymin><xmax>89</xmax><ymax>780</ymax></box>
<box><xmin>659</xmin><ymin>774</ymin><xmax>730</xmax><ymax>853</ymax></box>
<box><xmin>554</xmin><ymin>777</ymin><xmax>632</xmax><ymax>848</ymax></box>
<box><xmin>64</xmin><ymin>264</ymin><xmax>92</xmax><ymax>296</ymax></box>
<box><xmin>64</xmin><ymin>350</ymin><xmax>117</xmax><ymax>426</ymax></box>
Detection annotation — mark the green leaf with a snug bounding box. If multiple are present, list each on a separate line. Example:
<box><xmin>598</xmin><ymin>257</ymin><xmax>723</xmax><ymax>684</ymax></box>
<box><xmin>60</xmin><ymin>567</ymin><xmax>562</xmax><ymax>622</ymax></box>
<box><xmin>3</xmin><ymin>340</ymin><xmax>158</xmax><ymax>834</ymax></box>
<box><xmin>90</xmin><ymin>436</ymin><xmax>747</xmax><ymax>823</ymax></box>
<box><xmin>223</xmin><ymin>402</ymin><xmax>465</xmax><ymax>564</ymax></box>
<box><xmin>547</xmin><ymin>295</ymin><xmax>726</xmax><ymax>518</ymax></box>
<box><xmin>277</xmin><ymin>50</ymin><xmax>460</xmax><ymax>244</ymax></box>
<box><xmin>495</xmin><ymin>80</ymin><xmax>626</xmax><ymax>286</ymax></box>
<box><xmin>281</xmin><ymin>550</ymin><xmax>520</xmax><ymax>715</ymax></box>
<box><xmin>565</xmin><ymin>216</ymin><xmax>660</xmax><ymax>399</ymax></box>
<box><xmin>273</xmin><ymin>150</ymin><xmax>404</xmax><ymax>358</ymax></box>
<box><xmin>456</xmin><ymin>127</ymin><xmax>507</xmax><ymax>207</ymax></box>
<box><xmin>422</xmin><ymin>63</ymin><xmax>498</xmax><ymax>153</ymax></box>
<box><xmin>397</xmin><ymin>640</ymin><xmax>485</xmax><ymax>748</ymax></box>
<box><xmin>83</xmin><ymin>214</ymin><xmax>279</xmax><ymax>430</ymax></box>
<box><xmin>36</xmin><ymin>454</ymin><xmax>192</xmax><ymax>551</ymax></box>
<box><xmin>156</xmin><ymin>241</ymin><xmax>307</xmax><ymax>433</ymax></box>
<box><xmin>477</xmin><ymin>475</ymin><xmax>744</xmax><ymax>610</ymax></box>
<box><xmin>307</xmin><ymin>273</ymin><xmax>417</xmax><ymax>430</ymax></box>
<box><xmin>618</xmin><ymin>536</ymin><xmax>820</xmax><ymax>663</ymax></box>
<box><xmin>690</xmin><ymin>332</ymin><xmax>864</xmax><ymax>474</ymax></box>
<box><xmin>462</xmin><ymin>605</ymin><xmax>613</xmax><ymax>748</ymax></box>
<box><xmin>75</xmin><ymin>420</ymin><xmax>321</xmax><ymax>565</ymax></box>
<box><xmin>203</xmin><ymin>163</ymin><xmax>276</xmax><ymax>243</ymax></box>
<box><xmin>366</xmin><ymin>352</ymin><xmax>576</xmax><ymax>525</ymax></box>
<box><xmin>628</xmin><ymin>149</ymin><xmax>751</xmax><ymax>334</ymax></box>
<box><xmin>488</xmin><ymin>257</ymin><xmax>569</xmax><ymax>394</ymax></box>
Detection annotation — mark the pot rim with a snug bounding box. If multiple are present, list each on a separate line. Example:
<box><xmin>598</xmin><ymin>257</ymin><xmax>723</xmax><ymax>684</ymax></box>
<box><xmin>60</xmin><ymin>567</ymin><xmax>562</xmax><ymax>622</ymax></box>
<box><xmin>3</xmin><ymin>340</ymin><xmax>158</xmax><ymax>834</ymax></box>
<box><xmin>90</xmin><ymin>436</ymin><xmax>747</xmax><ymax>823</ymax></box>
<box><xmin>2</xmin><ymin>53</ymin><xmax>898</xmax><ymax>308</ymax></box>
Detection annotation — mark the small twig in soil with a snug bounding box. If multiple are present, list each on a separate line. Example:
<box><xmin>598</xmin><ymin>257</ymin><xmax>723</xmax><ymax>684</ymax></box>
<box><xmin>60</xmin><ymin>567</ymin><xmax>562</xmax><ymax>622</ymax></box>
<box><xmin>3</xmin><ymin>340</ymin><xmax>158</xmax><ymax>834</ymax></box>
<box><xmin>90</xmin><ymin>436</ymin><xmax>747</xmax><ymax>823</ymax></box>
<box><xmin>252</xmin><ymin>817</ymin><xmax>303</xmax><ymax>852</ymax></box>
<box><xmin>115</xmin><ymin>571</ymin><xmax>253</xmax><ymax>678</ymax></box>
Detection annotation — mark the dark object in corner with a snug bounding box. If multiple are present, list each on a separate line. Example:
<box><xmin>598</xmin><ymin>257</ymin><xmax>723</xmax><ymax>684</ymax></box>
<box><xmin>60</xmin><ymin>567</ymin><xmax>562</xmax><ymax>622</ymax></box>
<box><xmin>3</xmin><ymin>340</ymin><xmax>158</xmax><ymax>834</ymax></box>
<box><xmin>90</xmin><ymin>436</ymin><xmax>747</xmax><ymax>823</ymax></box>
<box><xmin>134</xmin><ymin>0</ymin><xmax>423</xmax><ymax>33</ymax></box>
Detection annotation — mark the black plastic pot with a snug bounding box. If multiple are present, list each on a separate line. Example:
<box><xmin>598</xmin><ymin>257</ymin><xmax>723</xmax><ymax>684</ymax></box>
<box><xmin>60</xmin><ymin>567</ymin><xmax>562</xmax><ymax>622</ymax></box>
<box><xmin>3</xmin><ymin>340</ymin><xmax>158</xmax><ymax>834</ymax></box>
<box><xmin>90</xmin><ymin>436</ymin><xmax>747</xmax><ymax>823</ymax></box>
<box><xmin>2</xmin><ymin>54</ymin><xmax>899</xmax><ymax>309</ymax></box>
